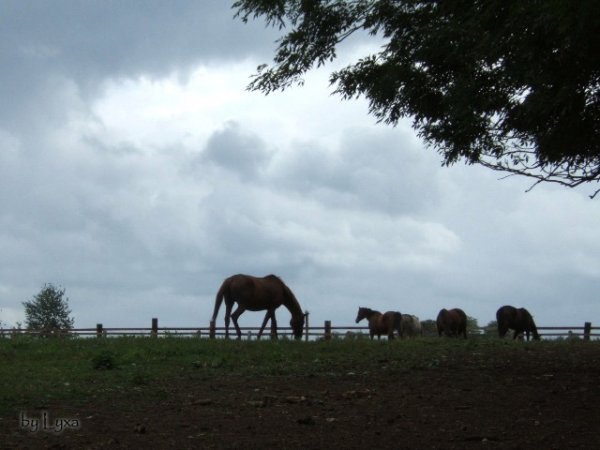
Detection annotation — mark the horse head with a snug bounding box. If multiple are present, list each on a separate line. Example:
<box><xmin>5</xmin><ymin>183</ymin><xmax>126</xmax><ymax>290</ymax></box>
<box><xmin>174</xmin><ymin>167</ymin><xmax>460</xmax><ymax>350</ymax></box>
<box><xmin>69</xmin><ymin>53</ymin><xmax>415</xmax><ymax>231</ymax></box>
<box><xmin>521</xmin><ymin>308</ymin><xmax>540</xmax><ymax>340</ymax></box>
<box><xmin>355</xmin><ymin>307</ymin><xmax>368</xmax><ymax>323</ymax></box>
<box><xmin>290</xmin><ymin>313</ymin><xmax>305</xmax><ymax>340</ymax></box>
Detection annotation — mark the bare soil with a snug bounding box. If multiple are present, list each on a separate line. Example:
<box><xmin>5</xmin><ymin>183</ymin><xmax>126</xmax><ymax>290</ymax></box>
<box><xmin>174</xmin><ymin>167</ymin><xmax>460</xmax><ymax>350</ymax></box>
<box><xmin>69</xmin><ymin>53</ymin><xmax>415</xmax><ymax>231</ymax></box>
<box><xmin>2</xmin><ymin>344</ymin><xmax>599</xmax><ymax>449</ymax></box>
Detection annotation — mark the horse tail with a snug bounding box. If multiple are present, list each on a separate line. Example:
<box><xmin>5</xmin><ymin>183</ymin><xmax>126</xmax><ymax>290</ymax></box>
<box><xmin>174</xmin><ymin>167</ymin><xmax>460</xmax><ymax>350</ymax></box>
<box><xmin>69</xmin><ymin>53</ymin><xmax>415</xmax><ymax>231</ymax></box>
<box><xmin>212</xmin><ymin>278</ymin><xmax>229</xmax><ymax>322</ymax></box>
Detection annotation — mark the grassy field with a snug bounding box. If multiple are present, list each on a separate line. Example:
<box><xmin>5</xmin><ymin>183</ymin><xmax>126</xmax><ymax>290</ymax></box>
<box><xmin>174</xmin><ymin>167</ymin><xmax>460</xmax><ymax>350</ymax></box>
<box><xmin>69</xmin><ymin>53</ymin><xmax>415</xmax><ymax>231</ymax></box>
<box><xmin>0</xmin><ymin>335</ymin><xmax>591</xmax><ymax>415</ymax></box>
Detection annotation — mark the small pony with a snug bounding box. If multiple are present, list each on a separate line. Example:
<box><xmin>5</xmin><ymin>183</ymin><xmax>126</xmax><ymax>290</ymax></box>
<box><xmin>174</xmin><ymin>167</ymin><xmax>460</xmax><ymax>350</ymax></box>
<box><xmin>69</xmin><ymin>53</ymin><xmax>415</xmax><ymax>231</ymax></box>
<box><xmin>496</xmin><ymin>305</ymin><xmax>540</xmax><ymax>341</ymax></box>
<box><xmin>355</xmin><ymin>307</ymin><xmax>402</xmax><ymax>340</ymax></box>
<box><xmin>436</xmin><ymin>308</ymin><xmax>467</xmax><ymax>338</ymax></box>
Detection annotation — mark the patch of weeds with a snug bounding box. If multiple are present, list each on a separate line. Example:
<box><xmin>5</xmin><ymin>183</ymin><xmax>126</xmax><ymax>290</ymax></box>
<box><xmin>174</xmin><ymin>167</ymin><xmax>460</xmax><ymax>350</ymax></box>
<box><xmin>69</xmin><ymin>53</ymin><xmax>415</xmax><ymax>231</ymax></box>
<box><xmin>210</xmin><ymin>357</ymin><xmax>225</xmax><ymax>368</ymax></box>
<box><xmin>91</xmin><ymin>350</ymin><xmax>117</xmax><ymax>370</ymax></box>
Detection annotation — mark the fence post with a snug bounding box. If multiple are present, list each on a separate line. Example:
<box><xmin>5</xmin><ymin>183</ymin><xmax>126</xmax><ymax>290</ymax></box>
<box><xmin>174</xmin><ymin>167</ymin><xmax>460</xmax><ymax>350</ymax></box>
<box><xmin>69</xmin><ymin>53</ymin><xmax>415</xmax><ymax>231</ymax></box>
<box><xmin>583</xmin><ymin>322</ymin><xmax>592</xmax><ymax>342</ymax></box>
<box><xmin>151</xmin><ymin>318</ymin><xmax>158</xmax><ymax>338</ymax></box>
<box><xmin>324</xmin><ymin>320</ymin><xmax>332</xmax><ymax>340</ymax></box>
<box><xmin>304</xmin><ymin>311</ymin><xmax>310</xmax><ymax>342</ymax></box>
<box><xmin>96</xmin><ymin>323</ymin><xmax>103</xmax><ymax>338</ymax></box>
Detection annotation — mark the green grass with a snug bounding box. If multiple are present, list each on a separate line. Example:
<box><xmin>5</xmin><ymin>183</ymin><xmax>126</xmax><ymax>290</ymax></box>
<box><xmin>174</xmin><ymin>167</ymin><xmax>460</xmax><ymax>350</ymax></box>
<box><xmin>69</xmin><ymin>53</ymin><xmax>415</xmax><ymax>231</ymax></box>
<box><xmin>0</xmin><ymin>335</ymin><xmax>591</xmax><ymax>415</ymax></box>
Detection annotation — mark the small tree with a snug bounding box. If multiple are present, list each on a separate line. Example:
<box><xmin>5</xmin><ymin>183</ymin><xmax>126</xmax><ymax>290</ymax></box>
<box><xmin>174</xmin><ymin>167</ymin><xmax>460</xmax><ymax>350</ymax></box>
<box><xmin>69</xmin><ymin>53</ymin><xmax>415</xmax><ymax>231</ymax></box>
<box><xmin>23</xmin><ymin>284</ymin><xmax>74</xmax><ymax>334</ymax></box>
<box><xmin>467</xmin><ymin>316</ymin><xmax>480</xmax><ymax>335</ymax></box>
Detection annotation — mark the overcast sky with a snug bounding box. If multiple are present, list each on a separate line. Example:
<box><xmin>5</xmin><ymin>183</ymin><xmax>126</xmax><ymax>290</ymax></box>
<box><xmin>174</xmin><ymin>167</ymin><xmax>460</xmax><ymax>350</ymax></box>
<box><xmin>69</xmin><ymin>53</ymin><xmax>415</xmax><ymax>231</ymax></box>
<box><xmin>1</xmin><ymin>1</ymin><xmax>598</xmax><ymax>334</ymax></box>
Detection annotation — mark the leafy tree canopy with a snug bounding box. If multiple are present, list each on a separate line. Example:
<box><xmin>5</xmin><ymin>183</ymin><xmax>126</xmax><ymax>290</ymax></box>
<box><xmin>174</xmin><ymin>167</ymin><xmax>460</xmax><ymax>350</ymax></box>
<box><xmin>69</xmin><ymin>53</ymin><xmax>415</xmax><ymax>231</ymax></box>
<box><xmin>23</xmin><ymin>284</ymin><xmax>75</xmax><ymax>332</ymax></box>
<box><xmin>234</xmin><ymin>0</ymin><xmax>600</xmax><ymax>197</ymax></box>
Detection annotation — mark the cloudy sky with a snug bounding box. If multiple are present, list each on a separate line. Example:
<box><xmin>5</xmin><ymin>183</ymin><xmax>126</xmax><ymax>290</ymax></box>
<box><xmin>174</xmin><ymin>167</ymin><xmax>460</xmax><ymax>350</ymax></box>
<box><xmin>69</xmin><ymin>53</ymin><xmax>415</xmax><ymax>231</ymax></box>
<box><xmin>1</xmin><ymin>1</ymin><xmax>598</xmax><ymax>333</ymax></box>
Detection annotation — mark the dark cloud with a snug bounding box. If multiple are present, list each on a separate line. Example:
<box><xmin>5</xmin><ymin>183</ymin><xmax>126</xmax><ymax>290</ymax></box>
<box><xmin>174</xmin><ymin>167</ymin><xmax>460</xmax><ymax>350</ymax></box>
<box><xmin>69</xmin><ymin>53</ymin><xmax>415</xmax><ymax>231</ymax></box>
<box><xmin>1</xmin><ymin>0</ymin><xmax>277</xmax><ymax>79</ymax></box>
<box><xmin>200</xmin><ymin>122</ymin><xmax>273</xmax><ymax>181</ymax></box>
<box><xmin>269</xmin><ymin>127</ymin><xmax>442</xmax><ymax>214</ymax></box>
<box><xmin>0</xmin><ymin>0</ymin><xmax>278</xmax><ymax>127</ymax></box>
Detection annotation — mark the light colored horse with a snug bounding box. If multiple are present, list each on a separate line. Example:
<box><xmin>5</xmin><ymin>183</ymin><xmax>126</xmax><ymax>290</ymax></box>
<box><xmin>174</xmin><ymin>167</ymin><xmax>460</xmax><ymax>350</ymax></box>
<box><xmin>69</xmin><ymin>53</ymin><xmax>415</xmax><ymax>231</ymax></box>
<box><xmin>400</xmin><ymin>314</ymin><xmax>422</xmax><ymax>338</ymax></box>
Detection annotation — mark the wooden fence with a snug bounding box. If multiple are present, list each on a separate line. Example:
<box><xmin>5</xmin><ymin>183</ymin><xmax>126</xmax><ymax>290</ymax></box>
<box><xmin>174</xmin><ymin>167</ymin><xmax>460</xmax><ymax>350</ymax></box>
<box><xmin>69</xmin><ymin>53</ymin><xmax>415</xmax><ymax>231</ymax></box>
<box><xmin>1</xmin><ymin>318</ymin><xmax>598</xmax><ymax>341</ymax></box>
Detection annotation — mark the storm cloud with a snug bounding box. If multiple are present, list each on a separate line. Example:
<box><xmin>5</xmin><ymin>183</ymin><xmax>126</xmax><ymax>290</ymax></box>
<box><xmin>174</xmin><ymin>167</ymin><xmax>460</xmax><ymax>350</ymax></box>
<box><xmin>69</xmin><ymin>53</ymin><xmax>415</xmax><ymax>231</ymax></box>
<box><xmin>1</xmin><ymin>1</ymin><xmax>598</xmax><ymax>332</ymax></box>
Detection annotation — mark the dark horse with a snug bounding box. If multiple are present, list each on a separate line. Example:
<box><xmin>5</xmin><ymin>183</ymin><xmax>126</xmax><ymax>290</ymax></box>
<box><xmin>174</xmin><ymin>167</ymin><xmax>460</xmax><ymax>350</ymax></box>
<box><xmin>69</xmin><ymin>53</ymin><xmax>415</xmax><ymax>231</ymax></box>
<box><xmin>212</xmin><ymin>274</ymin><xmax>305</xmax><ymax>340</ymax></box>
<box><xmin>355</xmin><ymin>307</ymin><xmax>402</xmax><ymax>340</ymax></box>
<box><xmin>436</xmin><ymin>308</ymin><xmax>467</xmax><ymax>338</ymax></box>
<box><xmin>496</xmin><ymin>305</ymin><xmax>540</xmax><ymax>341</ymax></box>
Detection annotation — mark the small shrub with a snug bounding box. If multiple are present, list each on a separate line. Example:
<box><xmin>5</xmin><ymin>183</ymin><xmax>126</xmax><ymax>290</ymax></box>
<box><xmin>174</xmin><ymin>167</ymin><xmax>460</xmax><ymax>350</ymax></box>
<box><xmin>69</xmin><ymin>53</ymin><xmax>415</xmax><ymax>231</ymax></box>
<box><xmin>91</xmin><ymin>350</ymin><xmax>117</xmax><ymax>370</ymax></box>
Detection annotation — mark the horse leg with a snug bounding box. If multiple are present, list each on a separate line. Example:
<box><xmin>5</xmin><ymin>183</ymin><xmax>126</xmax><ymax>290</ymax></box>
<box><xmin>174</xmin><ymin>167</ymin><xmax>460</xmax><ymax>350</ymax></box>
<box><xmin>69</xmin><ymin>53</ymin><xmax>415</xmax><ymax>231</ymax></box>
<box><xmin>231</xmin><ymin>305</ymin><xmax>246</xmax><ymax>340</ymax></box>
<box><xmin>224</xmin><ymin>300</ymin><xmax>234</xmax><ymax>339</ymax></box>
<box><xmin>257</xmin><ymin>310</ymin><xmax>272</xmax><ymax>339</ymax></box>
<box><xmin>498</xmin><ymin>324</ymin><xmax>507</xmax><ymax>338</ymax></box>
<box><xmin>270</xmin><ymin>312</ymin><xmax>278</xmax><ymax>340</ymax></box>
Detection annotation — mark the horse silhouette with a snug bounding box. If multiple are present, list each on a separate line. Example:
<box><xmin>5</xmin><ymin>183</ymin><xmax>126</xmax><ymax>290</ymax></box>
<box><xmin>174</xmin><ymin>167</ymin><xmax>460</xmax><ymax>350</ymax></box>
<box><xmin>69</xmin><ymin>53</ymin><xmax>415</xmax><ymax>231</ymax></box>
<box><xmin>496</xmin><ymin>305</ymin><xmax>540</xmax><ymax>341</ymax></box>
<box><xmin>212</xmin><ymin>274</ymin><xmax>304</xmax><ymax>340</ymax></box>
<box><xmin>355</xmin><ymin>307</ymin><xmax>402</xmax><ymax>340</ymax></box>
<box><xmin>436</xmin><ymin>308</ymin><xmax>467</xmax><ymax>338</ymax></box>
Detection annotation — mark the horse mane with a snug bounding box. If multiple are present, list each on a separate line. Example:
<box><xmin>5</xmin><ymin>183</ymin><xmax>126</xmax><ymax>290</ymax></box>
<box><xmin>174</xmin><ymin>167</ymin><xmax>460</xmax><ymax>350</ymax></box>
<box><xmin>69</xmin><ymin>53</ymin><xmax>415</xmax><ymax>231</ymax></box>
<box><xmin>359</xmin><ymin>307</ymin><xmax>380</xmax><ymax>315</ymax></box>
<box><xmin>518</xmin><ymin>307</ymin><xmax>531</xmax><ymax>318</ymax></box>
<box><xmin>519</xmin><ymin>307</ymin><xmax>539</xmax><ymax>335</ymax></box>
<box><xmin>273</xmin><ymin>275</ymin><xmax>303</xmax><ymax>318</ymax></box>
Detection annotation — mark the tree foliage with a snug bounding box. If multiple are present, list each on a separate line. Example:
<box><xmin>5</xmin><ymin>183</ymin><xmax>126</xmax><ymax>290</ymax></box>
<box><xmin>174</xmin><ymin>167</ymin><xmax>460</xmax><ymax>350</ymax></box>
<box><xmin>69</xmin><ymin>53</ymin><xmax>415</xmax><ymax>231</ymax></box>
<box><xmin>466</xmin><ymin>315</ymin><xmax>479</xmax><ymax>332</ymax></box>
<box><xmin>23</xmin><ymin>284</ymin><xmax>75</xmax><ymax>333</ymax></box>
<box><xmin>234</xmin><ymin>0</ymin><xmax>600</xmax><ymax>197</ymax></box>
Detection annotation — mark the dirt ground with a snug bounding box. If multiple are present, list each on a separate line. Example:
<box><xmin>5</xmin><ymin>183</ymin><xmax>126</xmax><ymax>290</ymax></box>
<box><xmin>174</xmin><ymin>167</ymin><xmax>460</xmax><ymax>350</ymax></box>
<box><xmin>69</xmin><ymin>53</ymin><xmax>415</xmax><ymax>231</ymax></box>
<box><xmin>2</xmin><ymin>344</ymin><xmax>599</xmax><ymax>449</ymax></box>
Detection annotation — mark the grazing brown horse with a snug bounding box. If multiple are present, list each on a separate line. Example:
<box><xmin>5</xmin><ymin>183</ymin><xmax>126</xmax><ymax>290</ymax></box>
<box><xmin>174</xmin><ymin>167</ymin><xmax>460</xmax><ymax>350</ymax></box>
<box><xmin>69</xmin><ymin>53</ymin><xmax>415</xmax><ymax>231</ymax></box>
<box><xmin>212</xmin><ymin>274</ymin><xmax>305</xmax><ymax>340</ymax></box>
<box><xmin>496</xmin><ymin>305</ymin><xmax>540</xmax><ymax>341</ymax></box>
<box><xmin>436</xmin><ymin>308</ymin><xmax>467</xmax><ymax>338</ymax></box>
<box><xmin>355</xmin><ymin>307</ymin><xmax>402</xmax><ymax>340</ymax></box>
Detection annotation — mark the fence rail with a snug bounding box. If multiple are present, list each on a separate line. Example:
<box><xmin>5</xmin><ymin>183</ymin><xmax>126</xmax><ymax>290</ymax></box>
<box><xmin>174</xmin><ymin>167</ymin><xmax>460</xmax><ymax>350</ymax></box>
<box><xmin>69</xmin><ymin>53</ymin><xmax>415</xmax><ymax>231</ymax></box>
<box><xmin>1</xmin><ymin>318</ymin><xmax>598</xmax><ymax>341</ymax></box>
